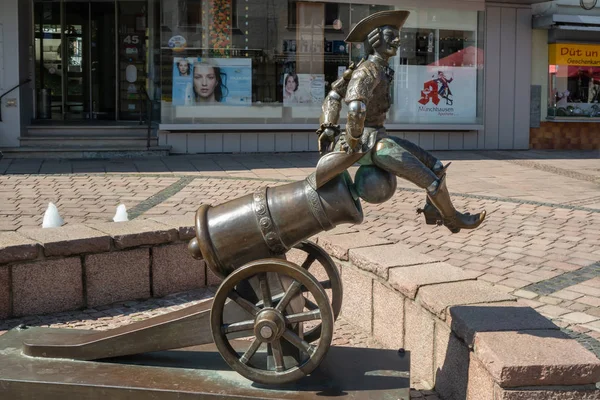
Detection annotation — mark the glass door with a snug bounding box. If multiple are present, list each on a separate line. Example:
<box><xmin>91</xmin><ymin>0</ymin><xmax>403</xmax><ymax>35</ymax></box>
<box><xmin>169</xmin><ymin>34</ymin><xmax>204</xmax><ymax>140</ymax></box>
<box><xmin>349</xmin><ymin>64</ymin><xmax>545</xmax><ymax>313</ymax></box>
<box><xmin>63</xmin><ymin>2</ymin><xmax>88</xmax><ymax>119</ymax></box>
<box><xmin>117</xmin><ymin>1</ymin><xmax>148</xmax><ymax>120</ymax></box>
<box><xmin>34</xmin><ymin>0</ymin><xmax>119</xmax><ymax>121</ymax></box>
<box><xmin>34</xmin><ymin>1</ymin><xmax>63</xmax><ymax>120</ymax></box>
<box><xmin>90</xmin><ymin>2</ymin><xmax>116</xmax><ymax>120</ymax></box>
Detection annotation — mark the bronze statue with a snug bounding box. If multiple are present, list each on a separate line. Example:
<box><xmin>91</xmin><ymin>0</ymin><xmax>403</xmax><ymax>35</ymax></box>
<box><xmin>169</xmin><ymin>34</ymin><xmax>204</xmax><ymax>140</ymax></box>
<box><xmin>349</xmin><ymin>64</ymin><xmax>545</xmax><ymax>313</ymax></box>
<box><xmin>315</xmin><ymin>10</ymin><xmax>485</xmax><ymax>233</ymax></box>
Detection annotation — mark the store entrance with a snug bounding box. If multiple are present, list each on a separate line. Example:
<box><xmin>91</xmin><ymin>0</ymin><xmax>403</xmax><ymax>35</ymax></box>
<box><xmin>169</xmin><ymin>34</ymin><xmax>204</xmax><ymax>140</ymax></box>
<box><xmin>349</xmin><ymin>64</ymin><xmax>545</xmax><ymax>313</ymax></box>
<box><xmin>34</xmin><ymin>0</ymin><xmax>147</xmax><ymax>122</ymax></box>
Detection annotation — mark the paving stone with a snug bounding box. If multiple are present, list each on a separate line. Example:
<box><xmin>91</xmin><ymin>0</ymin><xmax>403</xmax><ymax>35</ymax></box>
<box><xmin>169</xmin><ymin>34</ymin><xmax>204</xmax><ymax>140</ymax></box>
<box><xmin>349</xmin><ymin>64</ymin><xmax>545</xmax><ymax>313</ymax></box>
<box><xmin>552</xmin><ymin>290</ymin><xmax>585</xmax><ymax>301</ymax></box>
<box><xmin>448</xmin><ymin>304</ymin><xmax>559</xmax><ymax>346</ymax></box>
<box><xmin>340</xmin><ymin>265</ymin><xmax>372</xmax><ymax>334</ymax></box>
<box><xmin>88</xmin><ymin>219</ymin><xmax>178</xmax><ymax>249</ymax></box>
<box><xmin>12</xmin><ymin>258</ymin><xmax>83</xmax><ymax>316</ymax></box>
<box><xmin>577</xmin><ymin>296</ymin><xmax>600</xmax><ymax>307</ymax></box>
<box><xmin>149</xmin><ymin>215</ymin><xmax>196</xmax><ymax>240</ymax></box>
<box><xmin>372</xmin><ymin>281</ymin><xmax>403</xmax><ymax>350</ymax></box>
<box><xmin>560</xmin><ymin>312</ymin><xmax>599</xmax><ymax>325</ymax></box>
<box><xmin>317</xmin><ymin>232</ymin><xmax>392</xmax><ymax>261</ymax></box>
<box><xmin>417</xmin><ymin>280</ymin><xmax>514</xmax><ymax>320</ymax></box>
<box><xmin>405</xmin><ymin>300</ymin><xmax>435</xmax><ymax>389</ymax></box>
<box><xmin>388</xmin><ymin>263</ymin><xmax>482</xmax><ymax>299</ymax></box>
<box><xmin>0</xmin><ymin>231</ymin><xmax>40</xmax><ymax>265</ymax></box>
<box><xmin>537</xmin><ymin>304</ymin><xmax>572</xmax><ymax>318</ymax></box>
<box><xmin>465</xmin><ymin>356</ymin><xmax>499</xmax><ymax>400</ymax></box>
<box><xmin>434</xmin><ymin>323</ymin><xmax>470</xmax><ymax>400</ymax></box>
<box><xmin>152</xmin><ymin>243</ymin><xmax>206</xmax><ymax>298</ymax></box>
<box><xmin>474</xmin><ymin>330</ymin><xmax>600</xmax><ymax>388</ymax></box>
<box><xmin>348</xmin><ymin>242</ymin><xmax>438</xmax><ymax>279</ymax></box>
<box><xmin>19</xmin><ymin>225</ymin><xmax>111</xmax><ymax>257</ymax></box>
<box><xmin>85</xmin><ymin>248</ymin><xmax>151</xmax><ymax>308</ymax></box>
<box><xmin>513</xmin><ymin>289</ymin><xmax>538</xmax><ymax>299</ymax></box>
<box><xmin>495</xmin><ymin>387</ymin><xmax>600</xmax><ymax>400</ymax></box>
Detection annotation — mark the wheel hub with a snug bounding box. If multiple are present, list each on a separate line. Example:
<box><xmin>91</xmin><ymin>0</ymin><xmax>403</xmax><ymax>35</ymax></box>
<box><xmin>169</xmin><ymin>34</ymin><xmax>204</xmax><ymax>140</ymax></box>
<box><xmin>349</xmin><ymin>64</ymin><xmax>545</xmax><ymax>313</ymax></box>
<box><xmin>254</xmin><ymin>309</ymin><xmax>285</xmax><ymax>342</ymax></box>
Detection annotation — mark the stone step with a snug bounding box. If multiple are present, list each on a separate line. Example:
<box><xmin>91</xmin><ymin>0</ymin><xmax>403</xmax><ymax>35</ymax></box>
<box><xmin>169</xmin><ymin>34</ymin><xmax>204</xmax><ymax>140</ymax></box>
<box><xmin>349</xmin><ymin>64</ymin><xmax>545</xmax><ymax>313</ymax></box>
<box><xmin>0</xmin><ymin>146</ymin><xmax>171</xmax><ymax>159</ymax></box>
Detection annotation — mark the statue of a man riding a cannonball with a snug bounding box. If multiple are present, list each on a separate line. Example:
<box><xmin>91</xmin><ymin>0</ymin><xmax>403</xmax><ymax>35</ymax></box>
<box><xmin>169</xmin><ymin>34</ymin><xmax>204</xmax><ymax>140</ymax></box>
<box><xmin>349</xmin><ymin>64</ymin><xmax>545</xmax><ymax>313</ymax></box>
<box><xmin>314</xmin><ymin>10</ymin><xmax>486</xmax><ymax>234</ymax></box>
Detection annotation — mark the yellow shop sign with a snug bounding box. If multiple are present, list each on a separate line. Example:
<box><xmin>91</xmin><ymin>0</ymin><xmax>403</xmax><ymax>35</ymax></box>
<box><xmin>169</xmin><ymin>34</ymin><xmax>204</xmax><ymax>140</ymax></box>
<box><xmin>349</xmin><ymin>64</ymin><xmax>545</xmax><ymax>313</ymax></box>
<box><xmin>549</xmin><ymin>43</ymin><xmax>600</xmax><ymax>67</ymax></box>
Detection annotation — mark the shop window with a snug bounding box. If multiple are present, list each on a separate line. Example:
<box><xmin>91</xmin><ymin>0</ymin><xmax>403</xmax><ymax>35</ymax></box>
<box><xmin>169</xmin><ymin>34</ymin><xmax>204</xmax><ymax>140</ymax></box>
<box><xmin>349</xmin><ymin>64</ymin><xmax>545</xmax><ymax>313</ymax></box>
<box><xmin>548</xmin><ymin>43</ymin><xmax>600</xmax><ymax>119</ymax></box>
<box><xmin>155</xmin><ymin>1</ymin><xmax>484</xmax><ymax>126</ymax></box>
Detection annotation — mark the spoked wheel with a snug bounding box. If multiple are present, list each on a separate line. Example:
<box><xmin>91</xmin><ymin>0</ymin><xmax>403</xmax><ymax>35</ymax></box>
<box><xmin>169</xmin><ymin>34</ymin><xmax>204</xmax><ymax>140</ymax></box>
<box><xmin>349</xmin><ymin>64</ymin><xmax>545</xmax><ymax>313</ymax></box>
<box><xmin>210</xmin><ymin>259</ymin><xmax>334</xmax><ymax>385</ymax></box>
<box><xmin>291</xmin><ymin>240</ymin><xmax>342</xmax><ymax>343</ymax></box>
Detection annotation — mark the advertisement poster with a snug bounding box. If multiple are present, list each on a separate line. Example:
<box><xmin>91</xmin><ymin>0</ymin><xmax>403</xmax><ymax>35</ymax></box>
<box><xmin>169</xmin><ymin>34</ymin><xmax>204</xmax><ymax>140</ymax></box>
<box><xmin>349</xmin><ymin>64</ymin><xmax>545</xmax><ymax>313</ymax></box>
<box><xmin>283</xmin><ymin>73</ymin><xmax>325</xmax><ymax>105</ymax></box>
<box><xmin>394</xmin><ymin>66</ymin><xmax>477</xmax><ymax>123</ymax></box>
<box><xmin>172</xmin><ymin>58</ymin><xmax>252</xmax><ymax>106</ymax></box>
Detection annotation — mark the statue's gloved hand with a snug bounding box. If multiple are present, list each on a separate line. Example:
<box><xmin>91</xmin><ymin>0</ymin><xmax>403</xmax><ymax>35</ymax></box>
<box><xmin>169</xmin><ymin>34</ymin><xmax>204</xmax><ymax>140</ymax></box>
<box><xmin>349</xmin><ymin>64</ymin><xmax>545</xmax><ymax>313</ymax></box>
<box><xmin>318</xmin><ymin>128</ymin><xmax>337</xmax><ymax>155</ymax></box>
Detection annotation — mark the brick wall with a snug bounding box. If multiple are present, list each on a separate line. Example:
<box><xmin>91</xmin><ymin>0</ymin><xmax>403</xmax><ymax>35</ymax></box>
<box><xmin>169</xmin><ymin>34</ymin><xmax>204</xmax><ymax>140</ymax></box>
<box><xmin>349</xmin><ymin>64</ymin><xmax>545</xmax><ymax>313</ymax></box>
<box><xmin>530</xmin><ymin>121</ymin><xmax>600</xmax><ymax>150</ymax></box>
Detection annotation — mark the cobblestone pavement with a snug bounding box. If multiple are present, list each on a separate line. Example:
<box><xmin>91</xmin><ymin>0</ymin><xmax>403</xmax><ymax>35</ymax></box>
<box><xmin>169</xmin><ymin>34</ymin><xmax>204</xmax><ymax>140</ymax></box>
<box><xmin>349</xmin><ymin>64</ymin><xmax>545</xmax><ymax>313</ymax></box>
<box><xmin>0</xmin><ymin>149</ymin><xmax>599</xmax><ymax>360</ymax></box>
<box><xmin>0</xmin><ymin>287</ymin><xmax>438</xmax><ymax>398</ymax></box>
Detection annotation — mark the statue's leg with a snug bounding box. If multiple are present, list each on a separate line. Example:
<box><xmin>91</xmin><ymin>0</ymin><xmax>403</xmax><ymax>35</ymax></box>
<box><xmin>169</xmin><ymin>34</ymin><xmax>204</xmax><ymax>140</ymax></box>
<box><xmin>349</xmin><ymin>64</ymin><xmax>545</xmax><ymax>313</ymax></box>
<box><xmin>372</xmin><ymin>137</ymin><xmax>485</xmax><ymax>233</ymax></box>
<box><xmin>384</xmin><ymin>136</ymin><xmax>452</xmax><ymax>223</ymax></box>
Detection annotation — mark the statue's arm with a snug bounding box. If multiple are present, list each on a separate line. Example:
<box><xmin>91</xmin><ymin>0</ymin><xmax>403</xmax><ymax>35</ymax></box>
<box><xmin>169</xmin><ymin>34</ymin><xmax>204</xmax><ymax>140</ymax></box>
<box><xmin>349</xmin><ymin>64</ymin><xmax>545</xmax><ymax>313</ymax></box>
<box><xmin>343</xmin><ymin>68</ymin><xmax>376</xmax><ymax>152</ymax></box>
<box><xmin>317</xmin><ymin>62</ymin><xmax>359</xmax><ymax>154</ymax></box>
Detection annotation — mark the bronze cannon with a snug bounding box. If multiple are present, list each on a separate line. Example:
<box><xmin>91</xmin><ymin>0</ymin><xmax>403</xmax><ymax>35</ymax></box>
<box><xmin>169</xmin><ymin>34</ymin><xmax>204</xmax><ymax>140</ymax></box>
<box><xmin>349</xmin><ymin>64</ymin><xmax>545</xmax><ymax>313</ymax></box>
<box><xmin>184</xmin><ymin>171</ymin><xmax>365</xmax><ymax>384</ymax></box>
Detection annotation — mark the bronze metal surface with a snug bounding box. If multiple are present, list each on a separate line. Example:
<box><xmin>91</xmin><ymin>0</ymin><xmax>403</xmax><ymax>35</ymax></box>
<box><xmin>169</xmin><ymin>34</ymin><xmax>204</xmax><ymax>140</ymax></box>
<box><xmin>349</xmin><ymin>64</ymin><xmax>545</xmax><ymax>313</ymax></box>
<box><xmin>292</xmin><ymin>241</ymin><xmax>343</xmax><ymax>343</ymax></box>
<box><xmin>22</xmin><ymin>296</ymin><xmax>251</xmax><ymax>361</ymax></box>
<box><xmin>210</xmin><ymin>259</ymin><xmax>334</xmax><ymax>385</ymax></box>
<box><xmin>193</xmin><ymin>172</ymin><xmax>362</xmax><ymax>278</ymax></box>
<box><xmin>0</xmin><ymin>328</ymin><xmax>410</xmax><ymax>399</ymax></box>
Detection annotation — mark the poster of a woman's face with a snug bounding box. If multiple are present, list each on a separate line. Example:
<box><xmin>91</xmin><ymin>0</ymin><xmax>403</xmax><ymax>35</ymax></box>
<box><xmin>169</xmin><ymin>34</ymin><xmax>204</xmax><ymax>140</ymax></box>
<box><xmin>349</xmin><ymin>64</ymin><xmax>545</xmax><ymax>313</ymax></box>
<box><xmin>177</xmin><ymin>61</ymin><xmax>190</xmax><ymax>76</ymax></box>
<box><xmin>193</xmin><ymin>62</ymin><xmax>228</xmax><ymax>103</ymax></box>
<box><xmin>283</xmin><ymin>73</ymin><xmax>299</xmax><ymax>104</ymax></box>
<box><xmin>172</xmin><ymin>57</ymin><xmax>251</xmax><ymax>106</ymax></box>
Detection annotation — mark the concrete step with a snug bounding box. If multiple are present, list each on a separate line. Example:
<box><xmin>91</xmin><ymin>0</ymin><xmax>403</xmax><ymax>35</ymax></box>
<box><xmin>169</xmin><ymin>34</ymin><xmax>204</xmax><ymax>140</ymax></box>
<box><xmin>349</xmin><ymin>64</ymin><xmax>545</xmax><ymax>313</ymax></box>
<box><xmin>19</xmin><ymin>136</ymin><xmax>159</xmax><ymax>149</ymax></box>
<box><xmin>0</xmin><ymin>146</ymin><xmax>171</xmax><ymax>159</ymax></box>
<box><xmin>27</xmin><ymin>125</ymin><xmax>150</xmax><ymax>137</ymax></box>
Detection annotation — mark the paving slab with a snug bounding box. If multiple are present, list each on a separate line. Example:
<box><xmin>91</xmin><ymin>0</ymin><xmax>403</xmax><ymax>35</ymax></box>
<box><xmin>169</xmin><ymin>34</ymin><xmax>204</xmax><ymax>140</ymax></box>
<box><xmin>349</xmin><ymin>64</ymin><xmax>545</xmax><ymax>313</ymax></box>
<box><xmin>19</xmin><ymin>225</ymin><xmax>110</xmax><ymax>257</ymax></box>
<box><xmin>388</xmin><ymin>263</ymin><xmax>482</xmax><ymax>299</ymax></box>
<box><xmin>349</xmin><ymin>242</ymin><xmax>439</xmax><ymax>280</ymax></box>
<box><xmin>474</xmin><ymin>329</ymin><xmax>600</xmax><ymax>388</ymax></box>
<box><xmin>417</xmin><ymin>280</ymin><xmax>515</xmax><ymax>320</ymax></box>
<box><xmin>89</xmin><ymin>220</ymin><xmax>178</xmax><ymax>249</ymax></box>
<box><xmin>0</xmin><ymin>232</ymin><xmax>40</xmax><ymax>265</ymax></box>
<box><xmin>448</xmin><ymin>304</ymin><xmax>559</xmax><ymax>345</ymax></box>
<box><xmin>317</xmin><ymin>232</ymin><xmax>393</xmax><ymax>261</ymax></box>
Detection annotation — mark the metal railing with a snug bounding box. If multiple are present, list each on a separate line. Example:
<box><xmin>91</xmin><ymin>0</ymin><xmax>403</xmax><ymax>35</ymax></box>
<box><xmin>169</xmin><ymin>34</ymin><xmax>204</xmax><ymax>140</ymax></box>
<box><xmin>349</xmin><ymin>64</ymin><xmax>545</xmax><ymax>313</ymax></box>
<box><xmin>0</xmin><ymin>79</ymin><xmax>32</xmax><ymax>122</ymax></box>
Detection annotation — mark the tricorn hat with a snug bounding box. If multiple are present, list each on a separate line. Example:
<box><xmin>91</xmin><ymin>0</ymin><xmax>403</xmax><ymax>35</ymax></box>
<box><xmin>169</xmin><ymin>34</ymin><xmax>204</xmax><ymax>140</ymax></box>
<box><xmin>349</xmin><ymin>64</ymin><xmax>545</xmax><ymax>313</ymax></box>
<box><xmin>345</xmin><ymin>10</ymin><xmax>410</xmax><ymax>43</ymax></box>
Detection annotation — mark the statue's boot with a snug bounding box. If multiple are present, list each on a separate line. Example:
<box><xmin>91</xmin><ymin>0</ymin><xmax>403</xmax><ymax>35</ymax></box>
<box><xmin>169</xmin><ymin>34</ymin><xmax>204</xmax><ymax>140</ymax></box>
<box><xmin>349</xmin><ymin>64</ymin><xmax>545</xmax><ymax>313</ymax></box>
<box><xmin>417</xmin><ymin>162</ymin><xmax>451</xmax><ymax>224</ymax></box>
<box><xmin>426</xmin><ymin>175</ymin><xmax>486</xmax><ymax>233</ymax></box>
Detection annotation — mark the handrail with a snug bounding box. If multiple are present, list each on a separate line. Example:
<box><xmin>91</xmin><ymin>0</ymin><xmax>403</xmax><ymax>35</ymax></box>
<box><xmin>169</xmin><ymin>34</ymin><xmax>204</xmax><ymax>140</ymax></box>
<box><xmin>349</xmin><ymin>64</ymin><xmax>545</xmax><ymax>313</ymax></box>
<box><xmin>0</xmin><ymin>79</ymin><xmax>32</xmax><ymax>122</ymax></box>
<box><xmin>138</xmin><ymin>84</ymin><xmax>153</xmax><ymax>150</ymax></box>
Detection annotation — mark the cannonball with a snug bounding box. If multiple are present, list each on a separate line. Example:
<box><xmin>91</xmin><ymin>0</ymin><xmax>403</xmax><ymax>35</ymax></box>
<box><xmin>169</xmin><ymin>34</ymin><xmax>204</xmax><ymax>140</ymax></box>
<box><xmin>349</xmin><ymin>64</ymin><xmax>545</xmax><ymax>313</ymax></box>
<box><xmin>353</xmin><ymin>165</ymin><xmax>397</xmax><ymax>204</ymax></box>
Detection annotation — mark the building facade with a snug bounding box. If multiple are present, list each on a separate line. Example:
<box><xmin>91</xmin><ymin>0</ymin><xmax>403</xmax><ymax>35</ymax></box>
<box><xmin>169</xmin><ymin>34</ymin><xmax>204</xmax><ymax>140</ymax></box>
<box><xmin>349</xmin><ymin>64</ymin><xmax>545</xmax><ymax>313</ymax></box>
<box><xmin>531</xmin><ymin>0</ymin><xmax>600</xmax><ymax>149</ymax></box>
<box><xmin>0</xmin><ymin>0</ymin><xmax>551</xmax><ymax>154</ymax></box>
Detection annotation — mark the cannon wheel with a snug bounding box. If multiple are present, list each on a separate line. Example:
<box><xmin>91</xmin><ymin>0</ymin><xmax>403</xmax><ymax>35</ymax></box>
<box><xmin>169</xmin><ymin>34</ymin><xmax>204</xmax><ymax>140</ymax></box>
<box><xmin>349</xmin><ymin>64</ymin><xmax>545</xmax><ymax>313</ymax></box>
<box><xmin>292</xmin><ymin>240</ymin><xmax>342</xmax><ymax>343</ymax></box>
<box><xmin>210</xmin><ymin>259</ymin><xmax>334</xmax><ymax>385</ymax></box>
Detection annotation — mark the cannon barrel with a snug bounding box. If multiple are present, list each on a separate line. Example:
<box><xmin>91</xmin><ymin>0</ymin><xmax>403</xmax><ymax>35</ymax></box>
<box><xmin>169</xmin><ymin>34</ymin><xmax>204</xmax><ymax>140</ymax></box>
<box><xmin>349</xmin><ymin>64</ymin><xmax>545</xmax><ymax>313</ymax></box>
<box><xmin>189</xmin><ymin>172</ymin><xmax>363</xmax><ymax>278</ymax></box>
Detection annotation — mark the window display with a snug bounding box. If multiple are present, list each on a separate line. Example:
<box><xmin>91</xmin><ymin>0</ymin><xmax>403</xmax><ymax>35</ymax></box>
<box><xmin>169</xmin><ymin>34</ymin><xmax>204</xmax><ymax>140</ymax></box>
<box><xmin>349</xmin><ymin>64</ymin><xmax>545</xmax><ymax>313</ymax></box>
<box><xmin>548</xmin><ymin>43</ymin><xmax>600</xmax><ymax>119</ymax></box>
<box><xmin>156</xmin><ymin>0</ymin><xmax>484</xmax><ymax>126</ymax></box>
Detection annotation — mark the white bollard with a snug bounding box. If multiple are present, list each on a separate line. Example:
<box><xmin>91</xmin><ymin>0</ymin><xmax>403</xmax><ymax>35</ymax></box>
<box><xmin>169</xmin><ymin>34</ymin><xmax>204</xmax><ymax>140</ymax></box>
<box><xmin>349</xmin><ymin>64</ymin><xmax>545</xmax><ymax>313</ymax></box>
<box><xmin>42</xmin><ymin>202</ymin><xmax>64</xmax><ymax>228</ymax></box>
<box><xmin>113</xmin><ymin>204</ymin><xmax>129</xmax><ymax>222</ymax></box>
